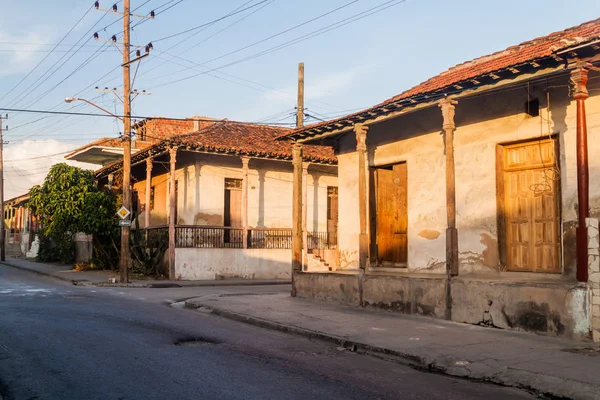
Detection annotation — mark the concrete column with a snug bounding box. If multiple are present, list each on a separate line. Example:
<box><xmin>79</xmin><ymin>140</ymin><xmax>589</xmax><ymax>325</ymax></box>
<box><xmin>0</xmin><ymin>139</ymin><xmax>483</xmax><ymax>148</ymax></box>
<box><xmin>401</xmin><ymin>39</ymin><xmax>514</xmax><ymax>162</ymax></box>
<box><xmin>587</xmin><ymin>218</ymin><xmax>600</xmax><ymax>342</ymax></box>
<box><xmin>145</xmin><ymin>157</ymin><xmax>153</xmax><ymax>228</ymax></box>
<box><xmin>291</xmin><ymin>143</ymin><xmax>303</xmax><ymax>297</ymax></box>
<box><xmin>439</xmin><ymin>97</ymin><xmax>459</xmax><ymax>277</ymax></box>
<box><xmin>302</xmin><ymin>162</ymin><xmax>310</xmax><ymax>270</ymax></box>
<box><xmin>354</xmin><ymin>123</ymin><xmax>369</xmax><ymax>272</ymax></box>
<box><xmin>571</xmin><ymin>63</ymin><xmax>591</xmax><ymax>282</ymax></box>
<box><xmin>168</xmin><ymin>147</ymin><xmax>178</xmax><ymax>280</ymax></box>
<box><xmin>241</xmin><ymin>156</ymin><xmax>250</xmax><ymax>249</ymax></box>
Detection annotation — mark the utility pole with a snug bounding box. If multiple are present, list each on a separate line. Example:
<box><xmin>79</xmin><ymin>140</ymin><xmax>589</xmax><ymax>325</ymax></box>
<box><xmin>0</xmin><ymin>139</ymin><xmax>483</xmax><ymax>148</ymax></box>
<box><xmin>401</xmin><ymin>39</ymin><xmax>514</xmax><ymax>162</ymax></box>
<box><xmin>296</xmin><ymin>62</ymin><xmax>304</xmax><ymax>128</ymax></box>
<box><xmin>120</xmin><ymin>0</ymin><xmax>132</xmax><ymax>283</ymax></box>
<box><xmin>94</xmin><ymin>1</ymin><xmax>153</xmax><ymax>282</ymax></box>
<box><xmin>291</xmin><ymin>63</ymin><xmax>304</xmax><ymax>291</ymax></box>
<box><xmin>0</xmin><ymin>115</ymin><xmax>6</xmax><ymax>262</ymax></box>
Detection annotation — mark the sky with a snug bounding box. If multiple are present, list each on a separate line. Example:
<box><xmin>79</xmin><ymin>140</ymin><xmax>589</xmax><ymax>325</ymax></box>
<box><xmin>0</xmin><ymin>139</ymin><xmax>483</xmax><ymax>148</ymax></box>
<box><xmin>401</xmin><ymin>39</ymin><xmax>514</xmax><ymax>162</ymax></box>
<box><xmin>0</xmin><ymin>0</ymin><xmax>599</xmax><ymax>198</ymax></box>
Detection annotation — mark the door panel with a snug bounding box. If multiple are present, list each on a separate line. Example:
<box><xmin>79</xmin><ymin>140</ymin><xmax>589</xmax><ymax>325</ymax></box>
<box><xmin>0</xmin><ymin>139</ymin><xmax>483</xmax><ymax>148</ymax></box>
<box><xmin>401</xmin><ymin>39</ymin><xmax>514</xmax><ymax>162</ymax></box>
<box><xmin>503</xmin><ymin>140</ymin><xmax>559</xmax><ymax>273</ymax></box>
<box><xmin>375</xmin><ymin>163</ymin><xmax>407</xmax><ymax>265</ymax></box>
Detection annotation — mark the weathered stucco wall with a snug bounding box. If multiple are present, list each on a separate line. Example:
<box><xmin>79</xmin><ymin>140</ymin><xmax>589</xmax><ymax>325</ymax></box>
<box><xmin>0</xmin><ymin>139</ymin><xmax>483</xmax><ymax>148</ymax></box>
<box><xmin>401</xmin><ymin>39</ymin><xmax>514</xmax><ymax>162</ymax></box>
<box><xmin>451</xmin><ymin>278</ymin><xmax>588</xmax><ymax>339</ymax></box>
<box><xmin>295</xmin><ymin>272</ymin><xmax>360</xmax><ymax>306</ymax></box>
<box><xmin>133</xmin><ymin>153</ymin><xmax>337</xmax><ymax>230</ymax></box>
<box><xmin>175</xmin><ymin>248</ymin><xmax>291</xmax><ymax>280</ymax></box>
<box><xmin>333</xmin><ymin>73</ymin><xmax>600</xmax><ymax>276</ymax></box>
<box><xmin>362</xmin><ymin>275</ymin><xmax>447</xmax><ymax>318</ymax></box>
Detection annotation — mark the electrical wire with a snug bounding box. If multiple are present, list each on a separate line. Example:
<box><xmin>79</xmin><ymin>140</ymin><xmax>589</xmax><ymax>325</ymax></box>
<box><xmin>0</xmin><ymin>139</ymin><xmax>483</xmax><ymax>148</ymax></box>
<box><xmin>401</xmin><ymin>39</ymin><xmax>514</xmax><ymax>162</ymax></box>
<box><xmin>150</xmin><ymin>1</ymin><xmax>269</xmax><ymax>43</ymax></box>
<box><xmin>0</xmin><ymin>107</ymin><xmax>296</xmax><ymax>125</ymax></box>
<box><xmin>149</xmin><ymin>1</ymin><xmax>403</xmax><ymax>89</ymax></box>
<box><xmin>0</xmin><ymin>4</ymin><xmax>95</xmax><ymax>104</ymax></box>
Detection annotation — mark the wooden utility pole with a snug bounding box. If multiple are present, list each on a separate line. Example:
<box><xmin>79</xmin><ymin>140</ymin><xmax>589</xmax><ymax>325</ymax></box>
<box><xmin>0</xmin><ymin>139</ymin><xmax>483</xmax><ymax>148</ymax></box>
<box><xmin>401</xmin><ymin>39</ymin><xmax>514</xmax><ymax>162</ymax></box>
<box><xmin>291</xmin><ymin>63</ymin><xmax>304</xmax><ymax>295</ymax></box>
<box><xmin>296</xmin><ymin>62</ymin><xmax>304</xmax><ymax>128</ymax></box>
<box><xmin>119</xmin><ymin>0</ymin><xmax>132</xmax><ymax>283</ymax></box>
<box><xmin>0</xmin><ymin>115</ymin><xmax>5</xmax><ymax>262</ymax></box>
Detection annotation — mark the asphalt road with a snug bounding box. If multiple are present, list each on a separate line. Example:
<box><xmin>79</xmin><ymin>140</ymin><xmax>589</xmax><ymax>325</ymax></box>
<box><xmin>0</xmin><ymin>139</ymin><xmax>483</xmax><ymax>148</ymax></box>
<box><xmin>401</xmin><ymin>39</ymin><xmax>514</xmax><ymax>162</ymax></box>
<box><xmin>0</xmin><ymin>266</ymin><xmax>534</xmax><ymax>400</ymax></box>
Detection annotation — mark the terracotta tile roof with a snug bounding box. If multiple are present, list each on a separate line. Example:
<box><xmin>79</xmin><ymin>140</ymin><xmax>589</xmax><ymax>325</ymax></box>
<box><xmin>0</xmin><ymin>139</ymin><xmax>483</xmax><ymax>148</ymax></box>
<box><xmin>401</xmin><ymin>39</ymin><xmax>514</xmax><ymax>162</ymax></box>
<box><xmin>282</xmin><ymin>18</ymin><xmax>600</xmax><ymax>140</ymax></box>
<box><xmin>173</xmin><ymin>121</ymin><xmax>336</xmax><ymax>163</ymax></box>
<box><xmin>95</xmin><ymin>121</ymin><xmax>336</xmax><ymax>178</ymax></box>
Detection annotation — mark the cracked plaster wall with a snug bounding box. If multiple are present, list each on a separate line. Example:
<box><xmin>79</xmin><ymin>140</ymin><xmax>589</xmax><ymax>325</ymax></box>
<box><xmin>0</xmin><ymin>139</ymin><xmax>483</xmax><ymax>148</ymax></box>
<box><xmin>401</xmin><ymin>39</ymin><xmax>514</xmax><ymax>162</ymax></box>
<box><xmin>333</xmin><ymin>73</ymin><xmax>600</xmax><ymax>278</ymax></box>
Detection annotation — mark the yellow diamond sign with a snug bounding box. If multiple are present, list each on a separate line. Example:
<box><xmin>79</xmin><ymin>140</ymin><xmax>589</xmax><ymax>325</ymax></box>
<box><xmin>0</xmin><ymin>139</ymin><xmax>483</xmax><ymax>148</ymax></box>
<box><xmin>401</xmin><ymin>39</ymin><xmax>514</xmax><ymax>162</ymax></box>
<box><xmin>116</xmin><ymin>206</ymin><xmax>131</xmax><ymax>220</ymax></box>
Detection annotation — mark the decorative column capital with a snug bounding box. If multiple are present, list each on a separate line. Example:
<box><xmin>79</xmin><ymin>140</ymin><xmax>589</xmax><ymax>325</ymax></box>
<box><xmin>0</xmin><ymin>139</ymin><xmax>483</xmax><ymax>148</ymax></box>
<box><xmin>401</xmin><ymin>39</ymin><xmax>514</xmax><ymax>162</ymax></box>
<box><xmin>241</xmin><ymin>156</ymin><xmax>251</xmax><ymax>169</ymax></box>
<box><xmin>354</xmin><ymin>123</ymin><xmax>368</xmax><ymax>153</ymax></box>
<box><xmin>439</xmin><ymin>97</ymin><xmax>458</xmax><ymax>131</ymax></box>
<box><xmin>302</xmin><ymin>161</ymin><xmax>310</xmax><ymax>174</ymax></box>
<box><xmin>292</xmin><ymin>143</ymin><xmax>303</xmax><ymax>166</ymax></box>
<box><xmin>570</xmin><ymin>62</ymin><xmax>591</xmax><ymax>100</ymax></box>
<box><xmin>169</xmin><ymin>146</ymin><xmax>178</xmax><ymax>163</ymax></box>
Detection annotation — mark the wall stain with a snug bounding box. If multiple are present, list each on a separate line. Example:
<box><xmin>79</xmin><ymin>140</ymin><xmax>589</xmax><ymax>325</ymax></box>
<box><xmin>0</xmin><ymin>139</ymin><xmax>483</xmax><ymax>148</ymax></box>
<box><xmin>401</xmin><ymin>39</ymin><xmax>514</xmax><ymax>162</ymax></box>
<box><xmin>194</xmin><ymin>212</ymin><xmax>222</xmax><ymax>226</ymax></box>
<box><xmin>418</xmin><ymin>229</ymin><xmax>441</xmax><ymax>240</ymax></box>
<box><xmin>501</xmin><ymin>301</ymin><xmax>565</xmax><ymax>336</ymax></box>
<box><xmin>480</xmin><ymin>233</ymin><xmax>499</xmax><ymax>270</ymax></box>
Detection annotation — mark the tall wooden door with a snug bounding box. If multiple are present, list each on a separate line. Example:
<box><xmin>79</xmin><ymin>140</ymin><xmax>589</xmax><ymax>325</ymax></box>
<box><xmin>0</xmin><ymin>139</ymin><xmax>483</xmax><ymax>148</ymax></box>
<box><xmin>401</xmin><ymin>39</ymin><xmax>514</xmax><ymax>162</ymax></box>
<box><xmin>502</xmin><ymin>139</ymin><xmax>560</xmax><ymax>272</ymax></box>
<box><xmin>375</xmin><ymin>163</ymin><xmax>408</xmax><ymax>266</ymax></box>
<box><xmin>224</xmin><ymin>178</ymin><xmax>243</xmax><ymax>228</ymax></box>
<box><xmin>327</xmin><ymin>186</ymin><xmax>338</xmax><ymax>247</ymax></box>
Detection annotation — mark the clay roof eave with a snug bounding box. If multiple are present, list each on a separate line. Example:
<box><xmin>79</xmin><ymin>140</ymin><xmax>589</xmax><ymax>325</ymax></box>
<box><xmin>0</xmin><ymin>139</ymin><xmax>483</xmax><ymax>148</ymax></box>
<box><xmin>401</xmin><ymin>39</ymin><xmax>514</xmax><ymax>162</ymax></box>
<box><xmin>280</xmin><ymin>21</ymin><xmax>600</xmax><ymax>143</ymax></box>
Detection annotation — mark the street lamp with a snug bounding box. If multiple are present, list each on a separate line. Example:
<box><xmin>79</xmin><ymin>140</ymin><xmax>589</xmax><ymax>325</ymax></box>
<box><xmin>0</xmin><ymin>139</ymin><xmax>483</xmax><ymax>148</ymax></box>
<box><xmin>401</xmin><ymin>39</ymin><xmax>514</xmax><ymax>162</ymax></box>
<box><xmin>64</xmin><ymin>97</ymin><xmax>124</xmax><ymax>122</ymax></box>
<box><xmin>65</xmin><ymin>96</ymin><xmax>131</xmax><ymax>283</ymax></box>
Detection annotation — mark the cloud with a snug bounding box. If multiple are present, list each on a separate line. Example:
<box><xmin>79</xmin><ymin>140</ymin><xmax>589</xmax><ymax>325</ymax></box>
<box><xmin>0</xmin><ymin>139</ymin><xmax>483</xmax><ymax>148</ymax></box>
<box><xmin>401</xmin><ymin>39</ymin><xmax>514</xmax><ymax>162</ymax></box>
<box><xmin>0</xmin><ymin>29</ymin><xmax>57</xmax><ymax>76</ymax></box>
<box><xmin>4</xmin><ymin>139</ymin><xmax>96</xmax><ymax>199</ymax></box>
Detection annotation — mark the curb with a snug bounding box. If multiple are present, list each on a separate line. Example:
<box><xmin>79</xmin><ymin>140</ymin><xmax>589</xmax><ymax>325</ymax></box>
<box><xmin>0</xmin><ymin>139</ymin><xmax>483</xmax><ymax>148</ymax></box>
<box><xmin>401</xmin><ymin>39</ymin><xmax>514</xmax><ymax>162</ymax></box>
<box><xmin>1</xmin><ymin>262</ymin><xmax>80</xmax><ymax>285</ymax></box>
<box><xmin>80</xmin><ymin>280</ymin><xmax>292</xmax><ymax>289</ymax></box>
<box><xmin>185</xmin><ymin>300</ymin><xmax>599</xmax><ymax>400</ymax></box>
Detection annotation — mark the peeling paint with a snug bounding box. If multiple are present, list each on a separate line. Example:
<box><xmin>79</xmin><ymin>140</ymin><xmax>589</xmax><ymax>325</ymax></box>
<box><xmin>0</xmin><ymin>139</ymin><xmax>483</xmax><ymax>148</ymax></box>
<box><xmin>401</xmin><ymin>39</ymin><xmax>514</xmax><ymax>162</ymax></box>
<box><xmin>418</xmin><ymin>229</ymin><xmax>441</xmax><ymax>240</ymax></box>
<box><xmin>480</xmin><ymin>233</ymin><xmax>499</xmax><ymax>269</ymax></box>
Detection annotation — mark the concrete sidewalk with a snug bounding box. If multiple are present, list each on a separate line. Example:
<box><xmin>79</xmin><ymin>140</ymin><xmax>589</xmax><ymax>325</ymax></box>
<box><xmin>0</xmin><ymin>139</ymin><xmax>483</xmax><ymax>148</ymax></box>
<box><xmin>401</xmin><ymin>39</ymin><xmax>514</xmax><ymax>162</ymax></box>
<box><xmin>186</xmin><ymin>292</ymin><xmax>600</xmax><ymax>400</ymax></box>
<box><xmin>0</xmin><ymin>258</ymin><xmax>290</xmax><ymax>288</ymax></box>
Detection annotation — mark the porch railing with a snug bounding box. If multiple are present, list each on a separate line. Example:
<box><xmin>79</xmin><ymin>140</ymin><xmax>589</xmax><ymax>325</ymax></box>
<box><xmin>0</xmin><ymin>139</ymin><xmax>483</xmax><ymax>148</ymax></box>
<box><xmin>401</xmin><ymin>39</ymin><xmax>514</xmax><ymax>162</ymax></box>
<box><xmin>248</xmin><ymin>228</ymin><xmax>292</xmax><ymax>249</ymax></box>
<box><xmin>143</xmin><ymin>226</ymin><xmax>337</xmax><ymax>250</ymax></box>
<box><xmin>307</xmin><ymin>231</ymin><xmax>337</xmax><ymax>250</ymax></box>
<box><xmin>176</xmin><ymin>226</ymin><xmax>244</xmax><ymax>249</ymax></box>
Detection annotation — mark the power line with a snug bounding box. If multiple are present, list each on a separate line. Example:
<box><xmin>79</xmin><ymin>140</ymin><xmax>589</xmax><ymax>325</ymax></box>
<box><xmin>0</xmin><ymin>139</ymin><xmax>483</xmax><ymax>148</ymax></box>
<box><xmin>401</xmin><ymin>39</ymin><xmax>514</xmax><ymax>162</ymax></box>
<box><xmin>199</xmin><ymin>0</ymin><xmax>359</xmax><ymax>67</ymax></box>
<box><xmin>151</xmin><ymin>1</ymin><xmax>269</xmax><ymax>43</ymax></box>
<box><xmin>151</xmin><ymin>0</ymin><xmax>406</xmax><ymax>90</ymax></box>
<box><xmin>133</xmin><ymin>0</ymin><xmax>265</xmax><ymax>80</ymax></box>
<box><xmin>0</xmin><ymin>4</ymin><xmax>95</xmax><ymax>104</ymax></box>
<box><xmin>0</xmin><ymin>107</ymin><xmax>297</xmax><ymax>125</ymax></box>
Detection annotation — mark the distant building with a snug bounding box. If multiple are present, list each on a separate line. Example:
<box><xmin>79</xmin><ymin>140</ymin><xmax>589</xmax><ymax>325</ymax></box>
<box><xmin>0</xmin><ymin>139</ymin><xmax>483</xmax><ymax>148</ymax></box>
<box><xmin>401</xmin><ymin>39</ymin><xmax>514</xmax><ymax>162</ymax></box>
<box><xmin>96</xmin><ymin>120</ymin><xmax>337</xmax><ymax>281</ymax></box>
<box><xmin>64</xmin><ymin>116</ymin><xmax>215</xmax><ymax>166</ymax></box>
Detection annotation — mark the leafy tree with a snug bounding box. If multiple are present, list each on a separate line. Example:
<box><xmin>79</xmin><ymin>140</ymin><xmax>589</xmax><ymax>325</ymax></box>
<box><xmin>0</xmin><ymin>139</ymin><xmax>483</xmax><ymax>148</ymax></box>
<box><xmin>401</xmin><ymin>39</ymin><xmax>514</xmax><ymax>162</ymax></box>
<box><xmin>28</xmin><ymin>163</ymin><xmax>119</xmax><ymax>266</ymax></box>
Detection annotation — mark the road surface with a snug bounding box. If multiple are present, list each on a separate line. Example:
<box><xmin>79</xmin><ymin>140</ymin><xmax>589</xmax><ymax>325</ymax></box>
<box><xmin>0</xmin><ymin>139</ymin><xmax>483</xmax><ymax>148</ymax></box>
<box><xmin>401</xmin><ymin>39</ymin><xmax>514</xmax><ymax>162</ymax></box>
<box><xmin>0</xmin><ymin>266</ymin><xmax>533</xmax><ymax>399</ymax></box>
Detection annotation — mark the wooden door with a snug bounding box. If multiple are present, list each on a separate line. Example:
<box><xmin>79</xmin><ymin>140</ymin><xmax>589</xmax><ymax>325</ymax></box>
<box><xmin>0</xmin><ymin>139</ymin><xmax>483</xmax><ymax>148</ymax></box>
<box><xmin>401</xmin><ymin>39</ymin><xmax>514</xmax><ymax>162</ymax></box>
<box><xmin>502</xmin><ymin>139</ymin><xmax>560</xmax><ymax>272</ymax></box>
<box><xmin>327</xmin><ymin>187</ymin><xmax>338</xmax><ymax>246</ymax></box>
<box><xmin>375</xmin><ymin>163</ymin><xmax>408</xmax><ymax>266</ymax></box>
<box><xmin>224</xmin><ymin>178</ymin><xmax>243</xmax><ymax>228</ymax></box>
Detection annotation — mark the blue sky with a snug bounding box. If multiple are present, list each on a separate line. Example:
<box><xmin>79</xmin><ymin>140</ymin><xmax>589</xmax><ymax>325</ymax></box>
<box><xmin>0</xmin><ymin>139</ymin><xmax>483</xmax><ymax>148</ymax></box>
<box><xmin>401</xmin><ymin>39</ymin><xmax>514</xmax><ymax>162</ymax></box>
<box><xmin>0</xmin><ymin>0</ymin><xmax>599</xmax><ymax>197</ymax></box>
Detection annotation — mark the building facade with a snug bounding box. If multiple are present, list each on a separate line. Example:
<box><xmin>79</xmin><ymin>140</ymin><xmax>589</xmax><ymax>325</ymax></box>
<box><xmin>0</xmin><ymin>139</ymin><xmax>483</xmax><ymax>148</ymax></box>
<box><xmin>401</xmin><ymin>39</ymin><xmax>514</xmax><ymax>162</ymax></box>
<box><xmin>97</xmin><ymin>121</ymin><xmax>337</xmax><ymax>281</ymax></box>
<box><xmin>282</xmin><ymin>19</ymin><xmax>600</xmax><ymax>340</ymax></box>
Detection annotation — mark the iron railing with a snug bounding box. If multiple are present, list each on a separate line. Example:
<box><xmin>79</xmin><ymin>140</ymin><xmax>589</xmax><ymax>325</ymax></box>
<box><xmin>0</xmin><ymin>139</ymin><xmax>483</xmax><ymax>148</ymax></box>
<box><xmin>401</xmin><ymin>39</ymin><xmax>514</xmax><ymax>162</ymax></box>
<box><xmin>248</xmin><ymin>228</ymin><xmax>292</xmax><ymax>249</ymax></box>
<box><xmin>144</xmin><ymin>226</ymin><xmax>337</xmax><ymax>250</ymax></box>
<box><xmin>176</xmin><ymin>226</ymin><xmax>244</xmax><ymax>249</ymax></box>
<box><xmin>307</xmin><ymin>231</ymin><xmax>337</xmax><ymax>250</ymax></box>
